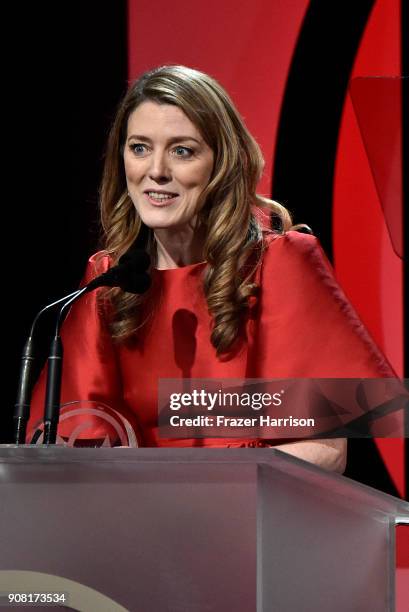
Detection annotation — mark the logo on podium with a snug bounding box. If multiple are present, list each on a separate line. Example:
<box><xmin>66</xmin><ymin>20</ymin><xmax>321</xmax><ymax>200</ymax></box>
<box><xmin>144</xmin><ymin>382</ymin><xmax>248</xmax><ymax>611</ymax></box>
<box><xmin>28</xmin><ymin>401</ymin><xmax>139</xmax><ymax>447</ymax></box>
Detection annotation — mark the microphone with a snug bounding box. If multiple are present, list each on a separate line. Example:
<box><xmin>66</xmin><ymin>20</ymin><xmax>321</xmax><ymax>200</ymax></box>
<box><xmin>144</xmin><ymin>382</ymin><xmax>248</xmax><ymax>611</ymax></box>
<box><xmin>13</xmin><ymin>290</ymin><xmax>82</xmax><ymax>445</ymax></box>
<box><xmin>13</xmin><ymin>246</ymin><xmax>151</xmax><ymax>445</ymax></box>
<box><xmin>85</xmin><ymin>248</ymin><xmax>151</xmax><ymax>292</ymax></box>
<box><xmin>42</xmin><ymin>248</ymin><xmax>151</xmax><ymax>445</ymax></box>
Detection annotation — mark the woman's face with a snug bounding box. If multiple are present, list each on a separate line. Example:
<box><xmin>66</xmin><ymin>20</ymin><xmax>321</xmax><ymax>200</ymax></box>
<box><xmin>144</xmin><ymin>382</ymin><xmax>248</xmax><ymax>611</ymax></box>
<box><xmin>124</xmin><ymin>101</ymin><xmax>214</xmax><ymax>231</ymax></box>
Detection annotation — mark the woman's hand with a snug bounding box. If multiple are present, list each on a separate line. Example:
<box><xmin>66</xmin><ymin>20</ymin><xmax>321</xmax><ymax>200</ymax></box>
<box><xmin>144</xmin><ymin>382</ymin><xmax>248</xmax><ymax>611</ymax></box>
<box><xmin>275</xmin><ymin>438</ymin><xmax>347</xmax><ymax>473</ymax></box>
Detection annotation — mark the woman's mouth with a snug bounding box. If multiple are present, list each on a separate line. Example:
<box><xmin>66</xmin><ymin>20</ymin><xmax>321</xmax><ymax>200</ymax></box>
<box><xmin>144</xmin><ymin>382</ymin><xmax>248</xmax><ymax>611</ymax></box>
<box><xmin>144</xmin><ymin>191</ymin><xmax>179</xmax><ymax>207</ymax></box>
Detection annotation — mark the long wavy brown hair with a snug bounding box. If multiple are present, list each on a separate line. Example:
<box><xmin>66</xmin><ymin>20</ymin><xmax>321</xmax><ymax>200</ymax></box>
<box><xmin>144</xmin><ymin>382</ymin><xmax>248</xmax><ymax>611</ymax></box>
<box><xmin>99</xmin><ymin>65</ymin><xmax>294</xmax><ymax>355</ymax></box>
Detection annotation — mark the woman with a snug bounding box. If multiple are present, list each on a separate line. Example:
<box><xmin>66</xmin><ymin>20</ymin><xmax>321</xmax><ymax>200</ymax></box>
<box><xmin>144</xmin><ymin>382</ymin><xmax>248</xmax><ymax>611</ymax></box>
<box><xmin>28</xmin><ymin>66</ymin><xmax>394</xmax><ymax>470</ymax></box>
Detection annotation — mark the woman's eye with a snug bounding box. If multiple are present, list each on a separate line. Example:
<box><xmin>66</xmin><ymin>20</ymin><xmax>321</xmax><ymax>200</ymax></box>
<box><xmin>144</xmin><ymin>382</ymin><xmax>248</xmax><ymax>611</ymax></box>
<box><xmin>130</xmin><ymin>143</ymin><xmax>148</xmax><ymax>155</ymax></box>
<box><xmin>173</xmin><ymin>146</ymin><xmax>194</xmax><ymax>158</ymax></box>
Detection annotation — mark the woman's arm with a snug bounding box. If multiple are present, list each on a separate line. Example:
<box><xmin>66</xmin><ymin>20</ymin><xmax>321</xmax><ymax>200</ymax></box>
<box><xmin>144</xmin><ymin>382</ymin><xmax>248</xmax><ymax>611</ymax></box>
<box><xmin>275</xmin><ymin>438</ymin><xmax>347</xmax><ymax>473</ymax></box>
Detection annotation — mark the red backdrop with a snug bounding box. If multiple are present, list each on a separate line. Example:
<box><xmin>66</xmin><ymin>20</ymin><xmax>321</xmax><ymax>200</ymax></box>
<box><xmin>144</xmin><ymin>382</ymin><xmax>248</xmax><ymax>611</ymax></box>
<box><xmin>127</xmin><ymin>0</ymin><xmax>405</xmax><ymax>497</ymax></box>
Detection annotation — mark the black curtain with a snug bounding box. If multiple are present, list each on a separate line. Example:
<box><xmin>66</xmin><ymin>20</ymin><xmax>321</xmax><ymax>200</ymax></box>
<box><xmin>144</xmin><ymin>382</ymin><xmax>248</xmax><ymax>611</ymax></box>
<box><xmin>3</xmin><ymin>2</ymin><xmax>128</xmax><ymax>443</ymax></box>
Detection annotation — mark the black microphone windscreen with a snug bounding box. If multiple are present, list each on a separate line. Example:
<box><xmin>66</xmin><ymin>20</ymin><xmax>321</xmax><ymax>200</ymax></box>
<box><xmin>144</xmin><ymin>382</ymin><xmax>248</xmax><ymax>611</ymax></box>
<box><xmin>86</xmin><ymin>248</ymin><xmax>151</xmax><ymax>294</ymax></box>
<box><xmin>97</xmin><ymin>263</ymin><xmax>151</xmax><ymax>295</ymax></box>
<box><xmin>118</xmin><ymin>247</ymin><xmax>150</xmax><ymax>271</ymax></box>
<box><xmin>120</xmin><ymin>272</ymin><xmax>152</xmax><ymax>294</ymax></box>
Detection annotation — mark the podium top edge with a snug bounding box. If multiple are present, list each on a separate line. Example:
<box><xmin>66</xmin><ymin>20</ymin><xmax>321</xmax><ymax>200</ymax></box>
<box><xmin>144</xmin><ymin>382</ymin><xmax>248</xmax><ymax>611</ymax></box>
<box><xmin>1</xmin><ymin>445</ymin><xmax>408</xmax><ymax>516</ymax></box>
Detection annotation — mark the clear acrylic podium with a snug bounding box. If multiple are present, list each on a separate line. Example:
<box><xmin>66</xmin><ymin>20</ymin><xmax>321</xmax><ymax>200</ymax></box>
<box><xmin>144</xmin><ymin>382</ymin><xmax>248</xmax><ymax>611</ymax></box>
<box><xmin>0</xmin><ymin>446</ymin><xmax>408</xmax><ymax>611</ymax></box>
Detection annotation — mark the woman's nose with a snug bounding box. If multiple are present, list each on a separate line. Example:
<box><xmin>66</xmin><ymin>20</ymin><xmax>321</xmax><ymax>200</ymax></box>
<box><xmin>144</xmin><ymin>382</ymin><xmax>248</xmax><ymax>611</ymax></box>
<box><xmin>149</xmin><ymin>151</ymin><xmax>171</xmax><ymax>182</ymax></box>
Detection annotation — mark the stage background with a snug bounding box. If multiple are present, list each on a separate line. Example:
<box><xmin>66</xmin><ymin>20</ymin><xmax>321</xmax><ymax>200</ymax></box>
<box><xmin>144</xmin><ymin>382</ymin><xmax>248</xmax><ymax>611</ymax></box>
<box><xmin>4</xmin><ymin>1</ymin><xmax>407</xmax><ymax>502</ymax></box>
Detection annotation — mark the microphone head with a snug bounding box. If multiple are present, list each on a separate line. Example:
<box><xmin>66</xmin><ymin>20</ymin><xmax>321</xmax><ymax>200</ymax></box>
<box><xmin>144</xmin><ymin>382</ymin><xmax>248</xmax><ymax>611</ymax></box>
<box><xmin>118</xmin><ymin>246</ymin><xmax>150</xmax><ymax>271</ymax></box>
<box><xmin>103</xmin><ymin>261</ymin><xmax>151</xmax><ymax>295</ymax></box>
<box><xmin>116</xmin><ymin>246</ymin><xmax>151</xmax><ymax>294</ymax></box>
<box><xmin>119</xmin><ymin>271</ymin><xmax>152</xmax><ymax>294</ymax></box>
<box><xmin>86</xmin><ymin>248</ymin><xmax>151</xmax><ymax>294</ymax></box>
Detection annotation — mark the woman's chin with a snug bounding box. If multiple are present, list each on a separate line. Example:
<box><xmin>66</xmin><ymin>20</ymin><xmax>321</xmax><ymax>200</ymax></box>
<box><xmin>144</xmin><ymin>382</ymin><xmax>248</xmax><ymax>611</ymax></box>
<box><xmin>138</xmin><ymin>211</ymin><xmax>177</xmax><ymax>230</ymax></box>
<box><xmin>143</xmin><ymin>219</ymin><xmax>178</xmax><ymax>231</ymax></box>
<box><xmin>139</xmin><ymin>211</ymin><xmax>194</xmax><ymax>232</ymax></box>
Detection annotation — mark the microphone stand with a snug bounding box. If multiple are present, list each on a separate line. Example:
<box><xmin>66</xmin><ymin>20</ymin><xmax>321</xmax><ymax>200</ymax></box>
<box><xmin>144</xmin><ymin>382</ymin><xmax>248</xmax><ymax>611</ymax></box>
<box><xmin>13</xmin><ymin>289</ymin><xmax>82</xmax><ymax>444</ymax></box>
<box><xmin>41</xmin><ymin>257</ymin><xmax>151</xmax><ymax>445</ymax></box>
<box><xmin>14</xmin><ymin>247</ymin><xmax>151</xmax><ymax>446</ymax></box>
<box><xmin>42</xmin><ymin>287</ymin><xmax>89</xmax><ymax>445</ymax></box>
